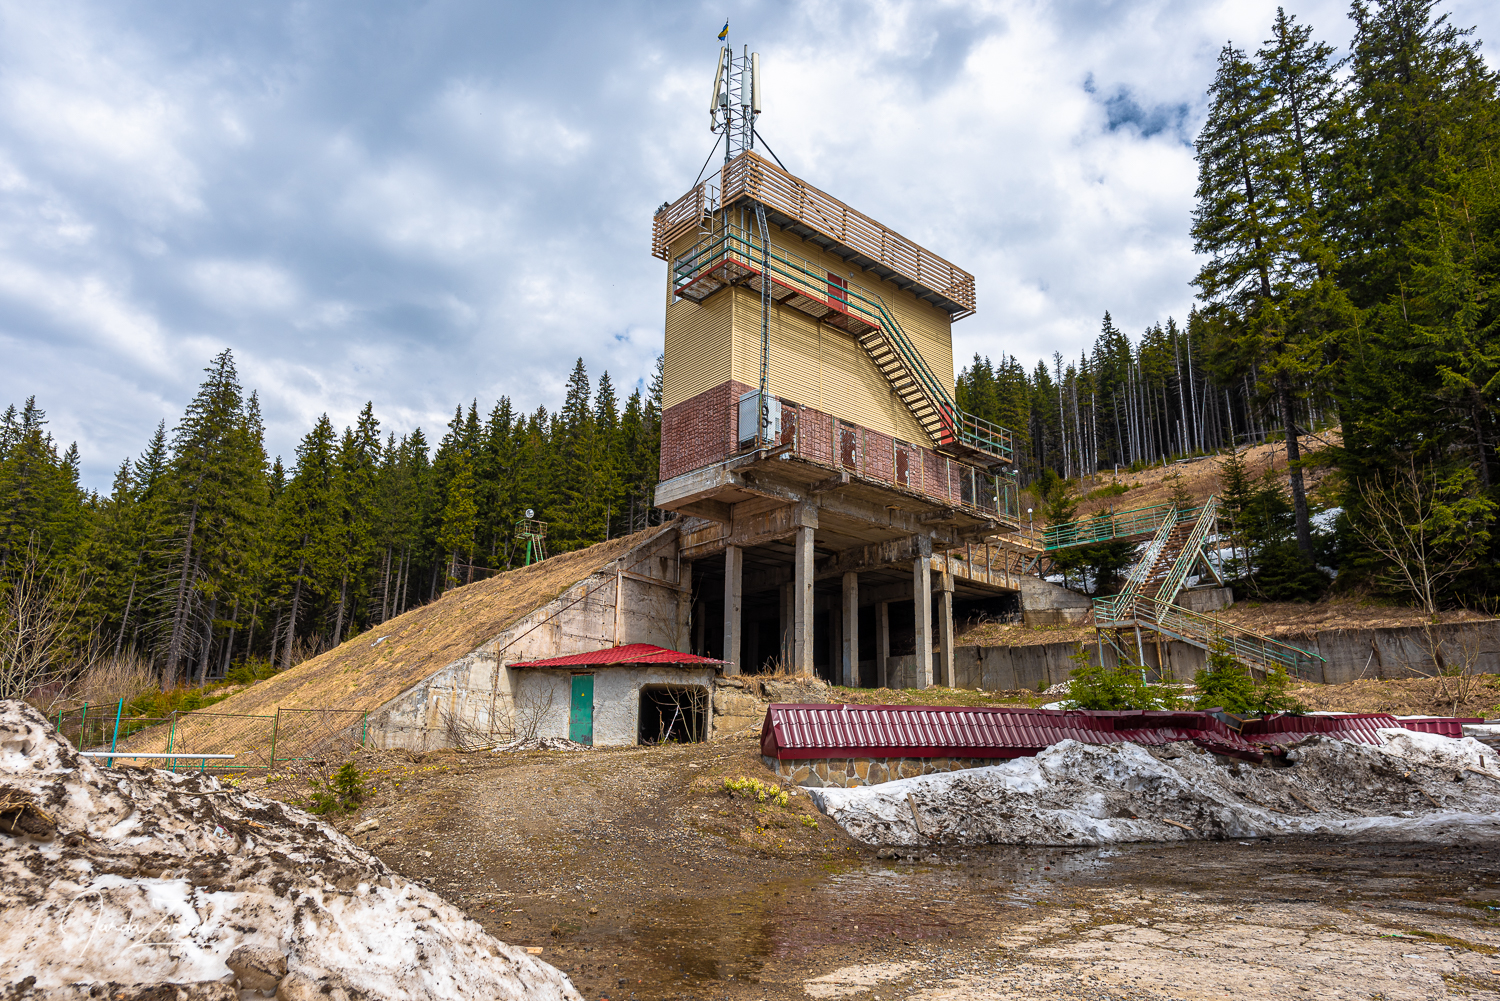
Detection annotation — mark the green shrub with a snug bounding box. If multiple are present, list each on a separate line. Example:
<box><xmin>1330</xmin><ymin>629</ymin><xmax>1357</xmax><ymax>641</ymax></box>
<box><xmin>1193</xmin><ymin>640</ymin><xmax>1305</xmax><ymax>713</ymax></box>
<box><xmin>1086</xmin><ymin>481</ymin><xmax>1130</xmax><ymax>501</ymax></box>
<box><xmin>226</xmin><ymin>658</ymin><xmax>279</xmax><ymax>686</ymax></box>
<box><xmin>307</xmin><ymin>762</ymin><xmax>368</xmax><ymax>815</ymax></box>
<box><xmin>1062</xmin><ymin>646</ymin><xmax>1183</xmax><ymax>711</ymax></box>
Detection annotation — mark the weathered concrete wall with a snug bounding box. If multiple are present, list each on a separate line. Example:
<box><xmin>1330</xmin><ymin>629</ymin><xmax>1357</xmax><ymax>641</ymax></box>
<box><xmin>1018</xmin><ymin>577</ymin><xmax>1091</xmax><ymax>627</ymax></box>
<box><xmin>366</xmin><ymin>531</ymin><xmax>699</xmax><ymax>749</ymax></box>
<box><xmin>950</xmin><ymin>619</ymin><xmax>1500</xmax><ymax>691</ymax></box>
<box><xmin>509</xmin><ymin>666</ymin><xmax>716</xmax><ymax>745</ymax></box>
<box><xmin>1178</xmin><ymin>587</ymin><xmax>1233</xmax><ymax>614</ymax></box>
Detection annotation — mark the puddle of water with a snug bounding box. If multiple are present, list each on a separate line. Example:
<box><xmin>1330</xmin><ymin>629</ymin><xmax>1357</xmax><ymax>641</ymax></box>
<box><xmin>563</xmin><ymin>837</ymin><xmax>1500</xmax><ymax>997</ymax></box>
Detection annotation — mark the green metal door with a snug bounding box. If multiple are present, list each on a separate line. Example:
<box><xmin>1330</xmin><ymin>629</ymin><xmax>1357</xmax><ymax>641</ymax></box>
<box><xmin>568</xmin><ymin>674</ymin><xmax>594</xmax><ymax>745</ymax></box>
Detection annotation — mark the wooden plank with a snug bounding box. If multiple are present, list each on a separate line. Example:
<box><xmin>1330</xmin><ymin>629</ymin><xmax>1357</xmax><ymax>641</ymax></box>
<box><xmin>718</xmin><ymin>152</ymin><xmax>976</xmax><ymax>314</ymax></box>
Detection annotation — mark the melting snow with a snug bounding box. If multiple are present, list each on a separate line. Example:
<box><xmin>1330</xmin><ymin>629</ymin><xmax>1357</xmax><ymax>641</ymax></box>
<box><xmin>808</xmin><ymin>730</ymin><xmax>1500</xmax><ymax>846</ymax></box>
<box><xmin>0</xmin><ymin>700</ymin><xmax>582</xmax><ymax>1000</ymax></box>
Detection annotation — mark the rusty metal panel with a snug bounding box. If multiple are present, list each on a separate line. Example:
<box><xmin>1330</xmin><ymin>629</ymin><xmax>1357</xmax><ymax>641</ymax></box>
<box><xmin>839</xmin><ymin>426</ymin><xmax>859</xmax><ymax>470</ymax></box>
<box><xmin>760</xmin><ymin>704</ymin><xmax>1480</xmax><ymax>762</ymax></box>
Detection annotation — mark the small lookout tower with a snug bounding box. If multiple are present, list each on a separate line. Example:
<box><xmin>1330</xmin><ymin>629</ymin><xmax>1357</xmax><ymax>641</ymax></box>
<box><xmin>650</xmin><ymin>42</ymin><xmax>1028</xmax><ymax>688</ymax></box>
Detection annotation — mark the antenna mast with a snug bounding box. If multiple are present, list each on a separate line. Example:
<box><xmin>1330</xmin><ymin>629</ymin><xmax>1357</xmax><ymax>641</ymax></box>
<box><xmin>710</xmin><ymin>42</ymin><xmax>760</xmax><ymax>163</ymax></box>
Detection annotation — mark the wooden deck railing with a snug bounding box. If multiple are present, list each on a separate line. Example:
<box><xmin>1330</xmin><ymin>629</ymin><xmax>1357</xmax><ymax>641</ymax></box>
<box><xmin>651</xmin><ymin>152</ymin><xmax>977</xmax><ymax>317</ymax></box>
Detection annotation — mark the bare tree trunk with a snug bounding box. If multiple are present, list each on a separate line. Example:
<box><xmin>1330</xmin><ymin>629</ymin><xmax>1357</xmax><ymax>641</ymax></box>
<box><xmin>380</xmin><ymin>546</ymin><xmax>392</xmax><ymax>623</ymax></box>
<box><xmin>283</xmin><ymin>555</ymin><xmax>306</xmax><ymax>671</ymax></box>
<box><xmin>166</xmin><ymin>498</ymin><xmax>201</xmax><ymax>685</ymax></box>
<box><xmin>1281</xmin><ymin>383</ymin><xmax>1315</xmax><ymax>561</ymax></box>
<box><xmin>196</xmin><ymin>595</ymin><xmax>217</xmax><ymax>687</ymax></box>
<box><xmin>243</xmin><ymin>599</ymin><xmax>258</xmax><ymax>665</ymax></box>
<box><xmin>269</xmin><ymin>607</ymin><xmax>283</xmax><ymax>670</ymax></box>
<box><xmin>333</xmin><ymin>573</ymin><xmax>348</xmax><ymax>645</ymax></box>
<box><xmin>115</xmin><ymin>556</ymin><xmax>140</xmax><ymax>659</ymax></box>
<box><xmin>220</xmin><ymin>596</ymin><xmax>239</xmax><ymax>678</ymax></box>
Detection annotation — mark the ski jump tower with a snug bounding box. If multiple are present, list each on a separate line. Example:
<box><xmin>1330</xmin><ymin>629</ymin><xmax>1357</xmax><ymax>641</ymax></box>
<box><xmin>650</xmin><ymin>42</ymin><xmax>1027</xmax><ymax>686</ymax></box>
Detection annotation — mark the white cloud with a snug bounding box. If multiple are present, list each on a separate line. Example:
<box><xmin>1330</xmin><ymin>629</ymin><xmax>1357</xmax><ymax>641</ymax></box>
<box><xmin>190</xmin><ymin>259</ymin><xmax>300</xmax><ymax>313</ymax></box>
<box><xmin>0</xmin><ymin>0</ymin><xmax>1493</xmax><ymax>488</ymax></box>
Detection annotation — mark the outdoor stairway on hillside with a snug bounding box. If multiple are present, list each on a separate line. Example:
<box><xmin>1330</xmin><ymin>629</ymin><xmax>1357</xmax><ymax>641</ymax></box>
<box><xmin>1043</xmin><ymin>497</ymin><xmax>1325</xmax><ymax>680</ymax></box>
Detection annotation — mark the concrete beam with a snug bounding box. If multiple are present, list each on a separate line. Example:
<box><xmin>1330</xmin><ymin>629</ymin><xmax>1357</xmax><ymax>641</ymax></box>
<box><xmin>677</xmin><ymin>498</ymin><xmax>733</xmax><ymax>524</ymax></box>
<box><xmin>723</xmin><ymin>545</ymin><xmax>742</xmax><ymax>675</ymax></box>
<box><xmin>793</xmin><ymin>525</ymin><xmax>815</xmax><ymax>677</ymax></box>
<box><xmin>842</xmin><ymin>571</ymin><xmax>859</xmax><ymax>687</ymax></box>
<box><xmin>681</xmin><ymin>499</ymin><xmax>819</xmax><ymax>559</ymax></box>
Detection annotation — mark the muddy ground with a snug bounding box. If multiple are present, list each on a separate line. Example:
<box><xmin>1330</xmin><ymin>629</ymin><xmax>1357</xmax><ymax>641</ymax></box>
<box><xmin>237</xmin><ymin>732</ymin><xmax>1500</xmax><ymax>1001</ymax></box>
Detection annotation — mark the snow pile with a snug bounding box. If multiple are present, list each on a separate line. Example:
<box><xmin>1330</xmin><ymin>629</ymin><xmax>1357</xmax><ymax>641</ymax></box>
<box><xmin>807</xmin><ymin>731</ymin><xmax>1500</xmax><ymax>847</ymax></box>
<box><xmin>0</xmin><ymin>700</ymin><xmax>582</xmax><ymax>1000</ymax></box>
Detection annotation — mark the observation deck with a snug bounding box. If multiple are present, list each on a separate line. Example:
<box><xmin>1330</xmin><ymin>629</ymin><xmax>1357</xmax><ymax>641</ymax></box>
<box><xmin>654</xmin><ymin>151</ymin><xmax>977</xmax><ymax>320</ymax></box>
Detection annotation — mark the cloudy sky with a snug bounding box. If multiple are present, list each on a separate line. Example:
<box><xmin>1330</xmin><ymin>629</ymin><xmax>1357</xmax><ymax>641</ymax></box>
<box><xmin>1</xmin><ymin>0</ymin><xmax>1493</xmax><ymax>490</ymax></box>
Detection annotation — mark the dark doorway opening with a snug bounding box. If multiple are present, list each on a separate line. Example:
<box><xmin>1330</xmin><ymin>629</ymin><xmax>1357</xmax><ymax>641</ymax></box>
<box><xmin>638</xmin><ymin>685</ymin><xmax>708</xmax><ymax>744</ymax></box>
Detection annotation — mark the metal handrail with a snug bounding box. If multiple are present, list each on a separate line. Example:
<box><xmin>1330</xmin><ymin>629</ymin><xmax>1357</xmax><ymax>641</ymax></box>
<box><xmin>671</xmin><ymin>225</ymin><xmax>1013</xmax><ymax>463</ymax></box>
<box><xmin>1151</xmin><ymin>498</ymin><xmax>1218</xmax><ymax>605</ymax></box>
<box><xmin>1113</xmin><ymin>511</ymin><xmax>1180</xmax><ymax>615</ymax></box>
<box><xmin>1095</xmin><ymin>594</ymin><xmax>1324</xmax><ymax>679</ymax></box>
<box><xmin>1042</xmin><ymin>500</ymin><xmax>1200</xmax><ymax>550</ymax></box>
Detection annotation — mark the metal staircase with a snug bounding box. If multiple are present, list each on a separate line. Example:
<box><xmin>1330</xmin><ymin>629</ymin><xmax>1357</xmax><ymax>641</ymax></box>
<box><xmin>1082</xmin><ymin>496</ymin><xmax>1324</xmax><ymax>680</ymax></box>
<box><xmin>671</xmin><ymin>223</ymin><xmax>1012</xmax><ymax>467</ymax></box>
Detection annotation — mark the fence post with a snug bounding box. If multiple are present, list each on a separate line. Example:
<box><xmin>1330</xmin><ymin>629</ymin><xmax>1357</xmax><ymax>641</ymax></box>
<box><xmin>269</xmin><ymin>709</ymin><xmax>280</xmax><ymax>770</ymax></box>
<box><xmin>108</xmin><ymin>699</ymin><xmax>123</xmax><ymax>766</ymax></box>
<box><xmin>80</xmin><ymin>702</ymin><xmax>88</xmax><ymax>748</ymax></box>
<box><xmin>361</xmin><ymin>712</ymin><xmax>368</xmax><ymax>747</ymax></box>
<box><xmin>166</xmin><ymin>712</ymin><xmax>176</xmax><ymax>774</ymax></box>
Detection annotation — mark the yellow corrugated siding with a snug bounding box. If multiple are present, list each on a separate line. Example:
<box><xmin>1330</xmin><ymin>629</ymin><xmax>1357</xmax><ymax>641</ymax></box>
<box><xmin>726</xmin><ymin>288</ymin><xmax>927</xmax><ymax>443</ymax></box>
<box><xmin>764</xmin><ymin>225</ymin><xmax>955</xmax><ymax>393</ymax></box>
<box><xmin>662</xmin><ymin>294</ymin><xmax>732</xmax><ymax>409</ymax></box>
<box><xmin>661</xmin><ymin>217</ymin><xmax>957</xmax><ymax>441</ymax></box>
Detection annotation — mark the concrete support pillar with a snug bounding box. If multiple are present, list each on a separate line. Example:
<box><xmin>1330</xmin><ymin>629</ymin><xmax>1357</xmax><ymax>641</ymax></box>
<box><xmin>913</xmin><ymin>555</ymin><xmax>933</xmax><ymax>688</ymax></box>
<box><xmin>842</xmin><ymin>571</ymin><xmax>859</xmax><ymax>688</ymax></box>
<box><xmin>829</xmin><ymin>604</ymin><xmax>842</xmax><ymax>685</ymax></box>
<box><xmin>779</xmin><ymin>582</ymin><xmax>792</xmax><ymax>668</ymax></box>
<box><xmin>793</xmin><ymin>525</ymin><xmax>815</xmax><ymax>677</ymax></box>
<box><xmin>937</xmin><ymin>572</ymin><xmax>955</xmax><ymax>688</ymax></box>
<box><xmin>877</xmin><ymin>601</ymin><xmax>890</xmax><ymax>689</ymax></box>
<box><xmin>722</xmin><ymin>545</ymin><xmax>742</xmax><ymax>675</ymax></box>
<box><xmin>677</xmin><ymin>560</ymin><xmax>693</xmax><ymax>653</ymax></box>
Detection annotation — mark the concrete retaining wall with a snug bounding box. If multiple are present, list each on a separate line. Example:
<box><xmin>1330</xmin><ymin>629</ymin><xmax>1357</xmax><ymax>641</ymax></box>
<box><xmin>952</xmin><ymin>619</ymin><xmax>1500</xmax><ymax>691</ymax></box>
<box><xmin>365</xmin><ymin>532</ymin><xmax>697</xmax><ymax>749</ymax></box>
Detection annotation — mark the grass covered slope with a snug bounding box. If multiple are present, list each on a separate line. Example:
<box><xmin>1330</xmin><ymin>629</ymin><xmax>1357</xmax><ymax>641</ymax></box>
<box><xmin>124</xmin><ymin>527</ymin><xmax>669</xmax><ymax>755</ymax></box>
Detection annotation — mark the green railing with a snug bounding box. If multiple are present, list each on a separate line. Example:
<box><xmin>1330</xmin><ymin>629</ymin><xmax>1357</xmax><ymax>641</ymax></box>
<box><xmin>1095</xmin><ymin>594</ymin><xmax>1325</xmax><ymax>679</ymax></box>
<box><xmin>1042</xmin><ymin>501</ymin><xmax>1203</xmax><ymax>550</ymax></box>
<box><xmin>1112</xmin><ymin>510</ymin><xmax>1182</xmax><ymax>611</ymax></box>
<box><xmin>51</xmin><ymin>702</ymin><xmax>371</xmax><ymax>772</ymax></box>
<box><xmin>672</xmin><ymin>225</ymin><xmax>1013</xmax><ymax>464</ymax></box>
<box><xmin>1150</xmin><ymin>498</ymin><xmax>1219</xmax><ymax>605</ymax></box>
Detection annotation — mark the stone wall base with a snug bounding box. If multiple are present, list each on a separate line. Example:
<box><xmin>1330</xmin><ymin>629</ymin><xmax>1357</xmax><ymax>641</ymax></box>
<box><xmin>763</xmin><ymin>754</ymin><xmax>1010</xmax><ymax>788</ymax></box>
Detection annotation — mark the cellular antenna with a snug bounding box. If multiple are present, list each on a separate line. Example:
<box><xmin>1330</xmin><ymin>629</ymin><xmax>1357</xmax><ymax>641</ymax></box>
<box><xmin>710</xmin><ymin>43</ymin><xmax>759</xmax><ymax>162</ymax></box>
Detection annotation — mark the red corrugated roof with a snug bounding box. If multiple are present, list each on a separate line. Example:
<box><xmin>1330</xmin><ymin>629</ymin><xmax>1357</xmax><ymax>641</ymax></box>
<box><xmin>509</xmin><ymin>643</ymin><xmax>725</xmax><ymax>668</ymax></box>
<box><xmin>759</xmin><ymin>704</ymin><xmax>1477</xmax><ymax>764</ymax></box>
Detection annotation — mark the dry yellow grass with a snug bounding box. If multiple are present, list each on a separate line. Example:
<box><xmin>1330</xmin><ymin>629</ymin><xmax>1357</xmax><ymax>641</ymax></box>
<box><xmin>122</xmin><ymin>526</ymin><xmax>672</xmax><ymax>759</ymax></box>
<box><xmin>955</xmin><ymin>598</ymin><xmax>1494</xmax><ymax>650</ymax></box>
<box><xmin>1068</xmin><ymin>428</ymin><xmax>1341</xmax><ymax>522</ymax></box>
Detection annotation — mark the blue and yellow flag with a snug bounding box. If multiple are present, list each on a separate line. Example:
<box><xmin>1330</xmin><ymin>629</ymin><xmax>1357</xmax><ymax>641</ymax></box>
<box><xmin>718</xmin><ymin>20</ymin><xmax>729</xmax><ymax>40</ymax></box>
